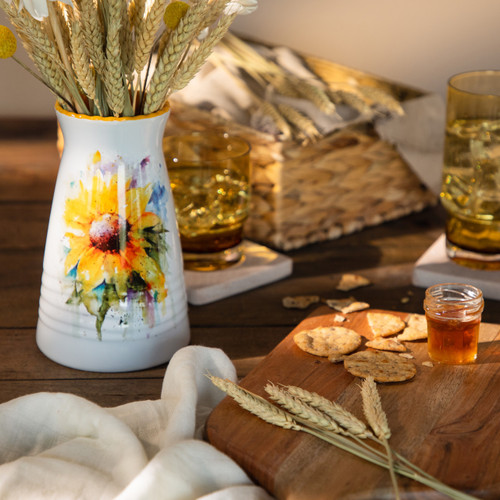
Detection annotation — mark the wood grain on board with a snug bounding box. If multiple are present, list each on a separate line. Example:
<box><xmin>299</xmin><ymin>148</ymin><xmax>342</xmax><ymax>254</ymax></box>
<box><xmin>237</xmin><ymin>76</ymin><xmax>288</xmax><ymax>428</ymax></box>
<box><xmin>206</xmin><ymin>306</ymin><xmax>500</xmax><ymax>499</ymax></box>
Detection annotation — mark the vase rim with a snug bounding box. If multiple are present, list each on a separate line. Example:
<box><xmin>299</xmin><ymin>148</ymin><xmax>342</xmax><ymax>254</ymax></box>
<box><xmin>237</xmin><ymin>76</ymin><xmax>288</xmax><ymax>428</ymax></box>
<box><xmin>54</xmin><ymin>102</ymin><xmax>170</xmax><ymax>121</ymax></box>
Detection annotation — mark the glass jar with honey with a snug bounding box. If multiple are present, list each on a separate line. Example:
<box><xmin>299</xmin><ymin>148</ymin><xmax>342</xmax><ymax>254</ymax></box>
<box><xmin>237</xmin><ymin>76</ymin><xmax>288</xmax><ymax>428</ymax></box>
<box><xmin>424</xmin><ymin>283</ymin><xmax>484</xmax><ymax>364</ymax></box>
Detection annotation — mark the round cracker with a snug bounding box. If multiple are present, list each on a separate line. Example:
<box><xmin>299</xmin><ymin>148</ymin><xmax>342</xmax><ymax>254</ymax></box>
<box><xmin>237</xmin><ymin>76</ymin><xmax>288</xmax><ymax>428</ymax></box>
<box><xmin>344</xmin><ymin>350</ymin><xmax>416</xmax><ymax>382</ymax></box>
<box><xmin>293</xmin><ymin>326</ymin><xmax>361</xmax><ymax>358</ymax></box>
<box><xmin>367</xmin><ymin>312</ymin><xmax>406</xmax><ymax>337</ymax></box>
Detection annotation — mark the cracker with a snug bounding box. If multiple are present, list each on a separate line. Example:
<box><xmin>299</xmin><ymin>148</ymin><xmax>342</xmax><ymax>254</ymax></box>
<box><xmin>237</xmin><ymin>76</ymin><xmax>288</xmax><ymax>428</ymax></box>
<box><xmin>422</xmin><ymin>361</ymin><xmax>434</xmax><ymax>368</ymax></box>
<box><xmin>282</xmin><ymin>295</ymin><xmax>320</xmax><ymax>309</ymax></box>
<box><xmin>294</xmin><ymin>326</ymin><xmax>361</xmax><ymax>358</ymax></box>
<box><xmin>326</xmin><ymin>297</ymin><xmax>370</xmax><ymax>314</ymax></box>
<box><xmin>336</xmin><ymin>273</ymin><xmax>371</xmax><ymax>292</ymax></box>
<box><xmin>366</xmin><ymin>312</ymin><xmax>406</xmax><ymax>337</ymax></box>
<box><xmin>333</xmin><ymin>314</ymin><xmax>346</xmax><ymax>323</ymax></box>
<box><xmin>408</xmin><ymin>313</ymin><xmax>427</xmax><ymax>330</ymax></box>
<box><xmin>365</xmin><ymin>337</ymin><xmax>406</xmax><ymax>352</ymax></box>
<box><xmin>398</xmin><ymin>314</ymin><xmax>428</xmax><ymax>341</ymax></box>
<box><xmin>328</xmin><ymin>354</ymin><xmax>347</xmax><ymax>364</ymax></box>
<box><xmin>399</xmin><ymin>353</ymin><xmax>415</xmax><ymax>359</ymax></box>
<box><xmin>344</xmin><ymin>350</ymin><xmax>416</xmax><ymax>382</ymax></box>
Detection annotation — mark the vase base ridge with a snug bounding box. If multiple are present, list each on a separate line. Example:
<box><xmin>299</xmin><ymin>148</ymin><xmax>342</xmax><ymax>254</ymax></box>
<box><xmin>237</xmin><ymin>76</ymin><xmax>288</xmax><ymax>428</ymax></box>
<box><xmin>36</xmin><ymin>313</ymin><xmax>190</xmax><ymax>372</ymax></box>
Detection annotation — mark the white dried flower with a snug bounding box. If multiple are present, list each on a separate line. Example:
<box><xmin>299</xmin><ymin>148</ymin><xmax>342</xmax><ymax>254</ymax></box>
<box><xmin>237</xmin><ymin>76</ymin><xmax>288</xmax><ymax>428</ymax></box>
<box><xmin>224</xmin><ymin>0</ymin><xmax>258</xmax><ymax>16</ymax></box>
<box><xmin>8</xmin><ymin>0</ymin><xmax>74</xmax><ymax>21</ymax></box>
<box><xmin>197</xmin><ymin>27</ymin><xmax>209</xmax><ymax>41</ymax></box>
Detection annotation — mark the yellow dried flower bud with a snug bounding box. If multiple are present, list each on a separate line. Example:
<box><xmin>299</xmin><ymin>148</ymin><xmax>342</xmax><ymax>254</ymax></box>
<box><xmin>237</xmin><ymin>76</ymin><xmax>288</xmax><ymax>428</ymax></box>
<box><xmin>0</xmin><ymin>26</ymin><xmax>17</xmax><ymax>59</ymax></box>
<box><xmin>163</xmin><ymin>1</ymin><xmax>190</xmax><ymax>30</ymax></box>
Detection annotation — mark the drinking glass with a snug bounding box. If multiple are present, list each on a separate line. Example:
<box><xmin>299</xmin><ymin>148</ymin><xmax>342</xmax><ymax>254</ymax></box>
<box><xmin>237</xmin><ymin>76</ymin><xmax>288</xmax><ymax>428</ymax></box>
<box><xmin>441</xmin><ymin>70</ymin><xmax>500</xmax><ymax>270</ymax></box>
<box><xmin>164</xmin><ymin>132</ymin><xmax>251</xmax><ymax>271</ymax></box>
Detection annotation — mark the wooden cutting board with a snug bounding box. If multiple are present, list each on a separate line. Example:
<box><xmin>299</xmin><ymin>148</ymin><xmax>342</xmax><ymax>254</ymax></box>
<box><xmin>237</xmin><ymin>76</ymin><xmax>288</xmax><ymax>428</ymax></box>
<box><xmin>205</xmin><ymin>306</ymin><xmax>500</xmax><ymax>499</ymax></box>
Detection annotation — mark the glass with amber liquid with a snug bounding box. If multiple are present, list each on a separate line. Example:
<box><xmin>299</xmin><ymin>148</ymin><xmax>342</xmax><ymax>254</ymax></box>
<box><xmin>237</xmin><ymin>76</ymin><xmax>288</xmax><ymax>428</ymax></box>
<box><xmin>424</xmin><ymin>283</ymin><xmax>484</xmax><ymax>364</ymax></box>
<box><xmin>441</xmin><ymin>71</ymin><xmax>500</xmax><ymax>270</ymax></box>
<box><xmin>164</xmin><ymin>132</ymin><xmax>250</xmax><ymax>271</ymax></box>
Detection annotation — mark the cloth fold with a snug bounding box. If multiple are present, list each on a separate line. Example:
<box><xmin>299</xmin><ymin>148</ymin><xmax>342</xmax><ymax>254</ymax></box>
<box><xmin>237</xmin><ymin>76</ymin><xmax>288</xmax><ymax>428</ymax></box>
<box><xmin>0</xmin><ymin>346</ymin><xmax>273</xmax><ymax>500</ymax></box>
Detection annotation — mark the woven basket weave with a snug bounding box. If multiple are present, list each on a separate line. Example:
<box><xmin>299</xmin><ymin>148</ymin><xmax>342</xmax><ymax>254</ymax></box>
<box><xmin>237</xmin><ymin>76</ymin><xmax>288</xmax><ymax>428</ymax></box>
<box><xmin>164</xmin><ymin>61</ymin><xmax>436</xmax><ymax>250</ymax></box>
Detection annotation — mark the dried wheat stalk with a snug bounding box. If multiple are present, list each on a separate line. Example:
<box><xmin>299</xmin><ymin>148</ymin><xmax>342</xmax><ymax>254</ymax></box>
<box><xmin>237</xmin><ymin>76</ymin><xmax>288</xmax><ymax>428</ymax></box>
<box><xmin>277</xmin><ymin>103</ymin><xmax>321</xmax><ymax>143</ymax></box>
<box><xmin>1</xmin><ymin>1</ymin><xmax>71</xmax><ymax>107</ymax></box>
<box><xmin>144</xmin><ymin>0</ymin><xmax>208</xmax><ymax>114</ymax></box>
<box><xmin>169</xmin><ymin>10</ymin><xmax>236</xmax><ymax>93</ymax></box>
<box><xmin>208</xmin><ymin>374</ymin><xmax>478</xmax><ymax>500</ymax></box>
<box><xmin>360</xmin><ymin>376</ymin><xmax>391</xmax><ymax>440</ymax></box>
<box><xmin>133</xmin><ymin>0</ymin><xmax>167</xmax><ymax>73</ymax></box>
<box><xmin>360</xmin><ymin>377</ymin><xmax>399</xmax><ymax>500</ymax></box>
<box><xmin>208</xmin><ymin>376</ymin><xmax>302</xmax><ymax>431</ymax></box>
<box><xmin>121</xmin><ymin>1</ymin><xmax>135</xmax><ymax>77</ymax></box>
<box><xmin>78</xmin><ymin>0</ymin><xmax>105</xmax><ymax>75</ymax></box>
<box><xmin>265</xmin><ymin>383</ymin><xmax>342</xmax><ymax>433</ymax></box>
<box><xmin>285</xmin><ymin>384</ymin><xmax>372</xmax><ymax>438</ymax></box>
<box><xmin>103</xmin><ymin>0</ymin><xmax>125</xmax><ymax>115</ymax></box>
<box><xmin>70</xmin><ymin>19</ymin><xmax>95</xmax><ymax>101</ymax></box>
<box><xmin>2</xmin><ymin>0</ymin><xmax>249</xmax><ymax>117</ymax></box>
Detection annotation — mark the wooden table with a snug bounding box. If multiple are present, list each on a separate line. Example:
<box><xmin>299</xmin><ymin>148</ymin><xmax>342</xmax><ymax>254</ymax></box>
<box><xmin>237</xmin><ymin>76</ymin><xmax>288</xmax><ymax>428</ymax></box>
<box><xmin>2</xmin><ymin>120</ymin><xmax>500</xmax><ymax>497</ymax></box>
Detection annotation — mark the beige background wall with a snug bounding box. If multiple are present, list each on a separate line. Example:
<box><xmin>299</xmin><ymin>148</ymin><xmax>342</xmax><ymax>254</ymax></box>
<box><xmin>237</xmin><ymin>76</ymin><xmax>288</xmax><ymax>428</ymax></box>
<box><xmin>1</xmin><ymin>0</ymin><xmax>499</xmax><ymax>118</ymax></box>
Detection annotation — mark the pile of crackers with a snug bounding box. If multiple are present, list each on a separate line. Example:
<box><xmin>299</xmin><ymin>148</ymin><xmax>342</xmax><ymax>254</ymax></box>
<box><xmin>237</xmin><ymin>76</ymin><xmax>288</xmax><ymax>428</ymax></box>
<box><xmin>293</xmin><ymin>311</ymin><xmax>429</xmax><ymax>383</ymax></box>
<box><xmin>284</xmin><ymin>273</ymin><xmax>431</xmax><ymax>383</ymax></box>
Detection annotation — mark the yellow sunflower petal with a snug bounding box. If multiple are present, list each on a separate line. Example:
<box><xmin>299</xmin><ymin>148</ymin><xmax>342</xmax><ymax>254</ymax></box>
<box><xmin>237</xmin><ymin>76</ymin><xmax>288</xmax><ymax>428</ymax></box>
<box><xmin>77</xmin><ymin>247</ymin><xmax>106</xmax><ymax>292</ymax></box>
<box><xmin>103</xmin><ymin>253</ymin><xmax>130</xmax><ymax>298</ymax></box>
<box><xmin>64</xmin><ymin>183</ymin><xmax>94</xmax><ymax>228</ymax></box>
<box><xmin>132</xmin><ymin>212</ymin><xmax>162</xmax><ymax>231</ymax></box>
<box><xmin>129</xmin><ymin>248</ymin><xmax>167</xmax><ymax>302</ymax></box>
<box><xmin>64</xmin><ymin>234</ymin><xmax>91</xmax><ymax>274</ymax></box>
<box><xmin>126</xmin><ymin>185</ymin><xmax>152</xmax><ymax>224</ymax></box>
<box><xmin>92</xmin><ymin>173</ymin><xmax>118</xmax><ymax>215</ymax></box>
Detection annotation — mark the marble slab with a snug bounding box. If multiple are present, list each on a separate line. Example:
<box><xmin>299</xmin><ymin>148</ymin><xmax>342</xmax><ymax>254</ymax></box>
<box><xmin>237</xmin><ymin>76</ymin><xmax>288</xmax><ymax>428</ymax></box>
<box><xmin>412</xmin><ymin>234</ymin><xmax>500</xmax><ymax>300</ymax></box>
<box><xmin>184</xmin><ymin>240</ymin><xmax>293</xmax><ymax>305</ymax></box>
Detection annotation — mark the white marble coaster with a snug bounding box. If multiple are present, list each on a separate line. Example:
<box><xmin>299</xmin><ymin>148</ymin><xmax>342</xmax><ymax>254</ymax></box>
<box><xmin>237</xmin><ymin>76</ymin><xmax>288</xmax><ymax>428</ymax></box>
<box><xmin>183</xmin><ymin>240</ymin><xmax>293</xmax><ymax>305</ymax></box>
<box><xmin>412</xmin><ymin>234</ymin><xmax>500</xmax><ymax>300</ymax></box>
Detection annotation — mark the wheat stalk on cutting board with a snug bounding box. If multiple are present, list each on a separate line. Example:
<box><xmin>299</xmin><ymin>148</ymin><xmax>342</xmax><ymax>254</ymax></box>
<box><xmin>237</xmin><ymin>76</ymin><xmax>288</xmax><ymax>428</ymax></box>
<box><xmin>208</xmin><ymin>374</ymin><xmax>479</xmax><ymax>500</ymax></box>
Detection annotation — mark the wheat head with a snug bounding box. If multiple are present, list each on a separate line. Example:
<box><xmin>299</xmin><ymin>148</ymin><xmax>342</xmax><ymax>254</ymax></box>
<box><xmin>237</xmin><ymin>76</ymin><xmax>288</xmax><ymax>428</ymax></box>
<box><xmin>285</xmin><ymin>385</ymin><xmax>372</xmax><ymax>438</ymax></box>
<box><xmin>144</xmin><ymin>0</ymin><xmax>209</xmax><ymax>114</ymax></box>
<box><xmin>360</xmin><ymin>377</ymin><xmax>391</xmax><ymax>440</ymax></box>
<box><xmin>133</xmin><ymin>0</ymin><xmax>167</xmax><ymax>73</ymax></box>
<box><xmin>208</xmin><ymin>375</ymin><xmax>302</xmax><ymax>431</ymax></box>
<box><xmin>103</xmin><ymin>0</ymin><xmax>125</xmax><ymax>115</ymax></box>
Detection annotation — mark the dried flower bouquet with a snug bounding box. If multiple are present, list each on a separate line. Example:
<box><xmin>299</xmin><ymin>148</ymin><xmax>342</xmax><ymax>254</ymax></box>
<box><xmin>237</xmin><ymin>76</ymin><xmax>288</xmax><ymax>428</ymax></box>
<box><xmin>0</xmin><ymin>0</ymin><xmax>257</xmax><ymax>116</ymax></box>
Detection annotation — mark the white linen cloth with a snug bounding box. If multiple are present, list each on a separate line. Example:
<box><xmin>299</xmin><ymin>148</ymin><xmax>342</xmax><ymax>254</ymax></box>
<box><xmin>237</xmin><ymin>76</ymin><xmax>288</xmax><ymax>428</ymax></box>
<box><xmin>0</xmin><ymin>346</ymin><xmax>273</xmax><ymax>500</ymax></box>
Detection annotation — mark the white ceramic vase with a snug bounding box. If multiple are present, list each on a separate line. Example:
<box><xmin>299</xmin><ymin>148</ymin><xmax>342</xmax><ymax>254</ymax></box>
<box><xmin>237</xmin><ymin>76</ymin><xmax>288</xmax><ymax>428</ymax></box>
<box><xmin>36</xmin><ymin>104</ymin><xmax>190</xmax><ymax>372</ymax></box>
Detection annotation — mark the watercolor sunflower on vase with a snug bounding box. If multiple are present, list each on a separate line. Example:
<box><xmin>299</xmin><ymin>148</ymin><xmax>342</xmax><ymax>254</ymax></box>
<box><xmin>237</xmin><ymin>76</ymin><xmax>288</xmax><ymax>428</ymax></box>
<box><xmin>63</xmin><ymin>154</ymin><xmax>169</xmax><ymax>338</ymax></box>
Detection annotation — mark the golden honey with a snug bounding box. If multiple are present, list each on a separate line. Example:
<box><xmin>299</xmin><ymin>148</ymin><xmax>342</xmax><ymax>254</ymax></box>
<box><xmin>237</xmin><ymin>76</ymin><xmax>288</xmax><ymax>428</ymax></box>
<box><xmin>424</xmin><ymin>283</ymin><xmax>484</xmax><ymax>364</ymax></box>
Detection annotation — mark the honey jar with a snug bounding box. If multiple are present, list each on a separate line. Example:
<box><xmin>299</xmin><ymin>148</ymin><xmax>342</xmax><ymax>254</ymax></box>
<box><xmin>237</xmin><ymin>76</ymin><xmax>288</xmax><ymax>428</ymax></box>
<box><xmin>424</xmin><ymin>283</ymin><xmax>484</xmax><ymax>364</ymax></box>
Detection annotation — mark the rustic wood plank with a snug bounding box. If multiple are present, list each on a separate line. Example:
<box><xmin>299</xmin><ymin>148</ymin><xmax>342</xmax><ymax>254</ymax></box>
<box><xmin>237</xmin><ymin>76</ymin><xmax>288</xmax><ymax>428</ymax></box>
<box><xmin>0</xmin><ymin>378</ymin><xmax>164</xmax><ymax>407</ymax></box>
<box><xmin>0</xmin><ymin>139</ymin><xmax>58</xmax><ymax>202</ymax></box>
<box><xmin>0</xmin><ymin>326</ymin><xmax>288</xmax><ymax>382</ymax></box>
<box><xmin>0</xmin><ymin>118</ymin><xmax>57</xmax><ymax>139</ymax></box>
<box><xmin>0</xmin><ymin>249</ymin><xmax>43</xmax><ymax>328</ymax></box>
<box><xmin>0</xmin><ymin>202</ymin><xmax>50</xmax><ymax>250</ymax></box>
<box><xmin>0</xmin><ymin>328</ymin><xmax>167</xmax><ymax>380</ymax></box>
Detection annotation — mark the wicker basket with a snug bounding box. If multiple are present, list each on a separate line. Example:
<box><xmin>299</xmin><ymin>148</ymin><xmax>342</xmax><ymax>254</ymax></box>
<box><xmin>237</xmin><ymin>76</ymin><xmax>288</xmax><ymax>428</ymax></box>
<box><xmin>164</xmin><ymin>58</ymin><xmax>436</xmax><ymax>251</ymax></box>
